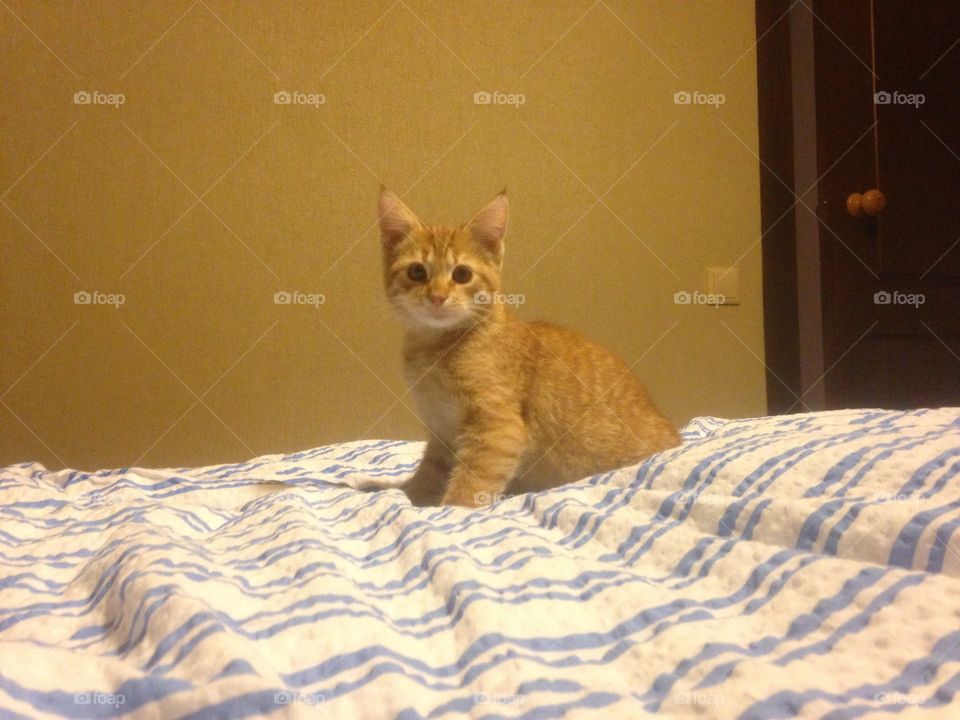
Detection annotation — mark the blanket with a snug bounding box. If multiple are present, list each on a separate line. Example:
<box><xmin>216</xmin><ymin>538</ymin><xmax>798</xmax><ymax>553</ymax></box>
<box><xmin>1</xmin><ymin>408</ymin><xmax>959</xmax><ymax>718</ymax></box>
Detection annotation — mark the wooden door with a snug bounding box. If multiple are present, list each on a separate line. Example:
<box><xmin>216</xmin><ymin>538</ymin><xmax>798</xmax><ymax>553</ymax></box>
<box><xmin>813</xmin><ymin>0</ymin><xmax>960</xmax><ymax>408</ymax></box>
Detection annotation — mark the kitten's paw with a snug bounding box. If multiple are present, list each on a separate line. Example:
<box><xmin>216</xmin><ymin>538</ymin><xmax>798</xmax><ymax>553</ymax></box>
<box><xmin>403</xmin><ymin>483</ymin><xmax>443</xmax><ymax>507</ymax></box>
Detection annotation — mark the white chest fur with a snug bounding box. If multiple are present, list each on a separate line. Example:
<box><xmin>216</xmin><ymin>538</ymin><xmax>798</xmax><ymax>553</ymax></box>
<box><xmin>406</xmin><ymin>366</ymin><xmax>461</xmax><ymax>445</ymax></box>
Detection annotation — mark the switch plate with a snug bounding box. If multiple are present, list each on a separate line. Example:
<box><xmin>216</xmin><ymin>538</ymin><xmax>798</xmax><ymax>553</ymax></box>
<box><xmin>705</xmin><ymin>267</ymin><xmax>740</xmax><ymax>305</ymax></box>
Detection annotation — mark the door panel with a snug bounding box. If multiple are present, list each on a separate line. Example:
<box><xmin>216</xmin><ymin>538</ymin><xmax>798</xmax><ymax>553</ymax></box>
<box><xmin>875</xmin><ymin>1</ymin><xmax>960</xmax><ymax>277</ymax></box>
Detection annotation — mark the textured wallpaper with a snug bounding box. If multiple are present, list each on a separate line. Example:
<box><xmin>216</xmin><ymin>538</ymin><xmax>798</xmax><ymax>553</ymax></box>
<box><xmin>1</xmin><ymin>0</ymin><xmax>765</xmax><ymax>470</ymax></box>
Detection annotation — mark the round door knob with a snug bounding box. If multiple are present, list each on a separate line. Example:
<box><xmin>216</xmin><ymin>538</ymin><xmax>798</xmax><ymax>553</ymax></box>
<box><xmin>846</xmin><ymin>189</ymin><xmax>886</xmax><ymax>217</ymax></box>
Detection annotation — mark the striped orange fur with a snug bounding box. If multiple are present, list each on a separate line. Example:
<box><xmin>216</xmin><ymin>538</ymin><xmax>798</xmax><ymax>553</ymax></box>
<box><xmin>379</xmin><ymin>187</ymin><xmax>680</xmax><ymax>507</ymax></box>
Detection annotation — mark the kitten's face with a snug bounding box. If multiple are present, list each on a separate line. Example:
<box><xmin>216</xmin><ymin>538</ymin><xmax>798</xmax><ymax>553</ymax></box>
<box><xmin>378</xmin><ymin>190</ymin><xmax>508</xmax><ymax>331</ymax></box>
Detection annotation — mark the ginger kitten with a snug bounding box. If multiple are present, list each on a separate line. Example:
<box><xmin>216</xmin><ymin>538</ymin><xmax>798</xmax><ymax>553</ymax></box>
<box><xmin>379</xmin><ymin>187</ymin><xmax>680</xmax><ymax>508</ymax></box>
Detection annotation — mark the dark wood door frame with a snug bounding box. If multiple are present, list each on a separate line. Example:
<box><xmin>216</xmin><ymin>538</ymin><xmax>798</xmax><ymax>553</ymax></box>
<box><xmin>756</xmin><ymin>0</ymin><xmax>824</xmax><ymax>413</ymax></box>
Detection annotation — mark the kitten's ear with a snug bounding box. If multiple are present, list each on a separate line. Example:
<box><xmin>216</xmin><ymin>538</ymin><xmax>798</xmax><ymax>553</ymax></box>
<box><xmin>467</xmin><ymin>189</ymin><xmax>509</xmax><ymax>257</ymax></box>
<box><xmin>378</xmin><ymin>186</ymin><xmax>422</xmax><ymax>248</ymax></box>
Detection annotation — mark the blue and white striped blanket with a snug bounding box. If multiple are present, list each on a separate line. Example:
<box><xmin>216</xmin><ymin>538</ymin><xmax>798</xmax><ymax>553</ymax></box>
<box><xmin>1</xmin><ymin>408</ymin><xmax>959</xmax><ymax>719</ymax></box>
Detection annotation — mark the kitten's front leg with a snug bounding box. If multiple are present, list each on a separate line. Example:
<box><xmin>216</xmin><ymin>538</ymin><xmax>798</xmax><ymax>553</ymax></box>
<box><xmin>442</xmin><ymin>414</ymin><xmax>527</xmax><ymax>508</ymax></box>
<box><xmin>404</xmin><ymin>437</ymin><xmax>455</xmax><ymax>506</ymax></box>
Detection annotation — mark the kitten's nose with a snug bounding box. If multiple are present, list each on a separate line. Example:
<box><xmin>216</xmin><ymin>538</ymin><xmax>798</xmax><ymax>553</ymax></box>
<box><xmin>430</xmin><ymin>294</ymin><xmax>447</xmax><ymax>309</ymax></box>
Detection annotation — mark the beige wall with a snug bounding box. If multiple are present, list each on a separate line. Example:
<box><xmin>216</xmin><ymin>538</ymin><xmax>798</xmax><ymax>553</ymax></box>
<box><xmin>1</xmin><ymin>1</ymin><xmax>766</xmax><ymax>471</ymax></box>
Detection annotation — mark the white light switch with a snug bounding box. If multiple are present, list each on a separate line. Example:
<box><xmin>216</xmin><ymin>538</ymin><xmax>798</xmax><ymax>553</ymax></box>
<box><xmin>705</xmin><ymin>267</ymin><xmax>740</xmax><ymax>305</ymax></box>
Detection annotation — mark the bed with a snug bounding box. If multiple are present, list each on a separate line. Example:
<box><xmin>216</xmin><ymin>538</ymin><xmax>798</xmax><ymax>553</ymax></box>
<box><xmin>1</xmin><ymin>408</ymin><xmax>959</xmax><ymax>719</ymax></box>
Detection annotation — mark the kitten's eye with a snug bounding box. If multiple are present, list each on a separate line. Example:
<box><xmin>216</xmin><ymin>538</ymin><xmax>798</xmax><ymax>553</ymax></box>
<box><xmin>407</xmin><ymin>263</ymin><xmax>427</xmax><ymax>282</ymax></box>
<box><xmin>452</xmin><ymin>265</ymin><xmax>472</xmax><ymax>283</ymax></box>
